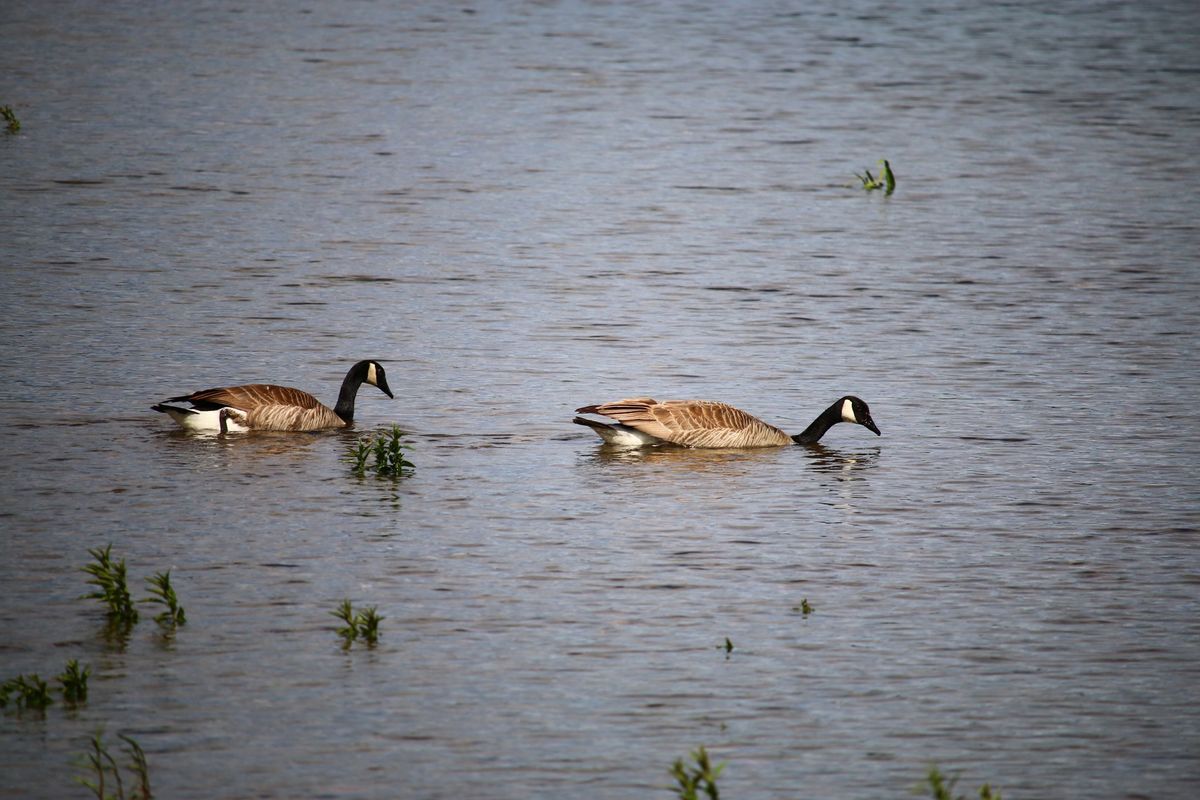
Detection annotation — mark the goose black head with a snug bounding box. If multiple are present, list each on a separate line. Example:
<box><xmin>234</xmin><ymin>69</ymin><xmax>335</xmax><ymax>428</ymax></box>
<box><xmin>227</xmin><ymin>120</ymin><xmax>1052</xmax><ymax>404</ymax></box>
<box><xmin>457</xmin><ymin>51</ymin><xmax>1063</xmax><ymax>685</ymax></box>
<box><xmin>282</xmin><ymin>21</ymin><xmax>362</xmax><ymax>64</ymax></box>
<box><xmin>839</xmin><ymin>395</ymin><xmax>880</xmax><ymax>436</ymax></box>
<box><xmin>362</xmin><ymin>360</ymin><xmax>394</xmax><ymax>399</ymax></box>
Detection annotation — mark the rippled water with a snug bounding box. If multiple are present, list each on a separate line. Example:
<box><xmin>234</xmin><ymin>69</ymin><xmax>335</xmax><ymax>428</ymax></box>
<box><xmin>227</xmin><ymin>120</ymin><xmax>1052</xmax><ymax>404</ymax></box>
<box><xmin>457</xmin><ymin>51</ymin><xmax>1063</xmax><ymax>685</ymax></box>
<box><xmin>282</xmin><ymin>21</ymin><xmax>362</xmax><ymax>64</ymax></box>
<box><xmin>2</xmin><ymin>1</ymin><xmax>1199</xmax><ymax>798</ymax></box>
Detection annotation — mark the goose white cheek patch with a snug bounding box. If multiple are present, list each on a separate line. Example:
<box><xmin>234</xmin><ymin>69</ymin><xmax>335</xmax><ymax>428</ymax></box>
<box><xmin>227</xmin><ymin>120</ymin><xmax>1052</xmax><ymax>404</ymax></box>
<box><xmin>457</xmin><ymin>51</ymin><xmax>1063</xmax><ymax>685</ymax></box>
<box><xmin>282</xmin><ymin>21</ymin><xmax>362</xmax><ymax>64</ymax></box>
<box><xmin>841</xmin><ymin>398</ymin><xmax>857</xmax><ymax>423</ymax></box>
<box><xmin>367</xmin><ymin>362</ymin><xmax>378</xmax><ymax>386</ymax></box>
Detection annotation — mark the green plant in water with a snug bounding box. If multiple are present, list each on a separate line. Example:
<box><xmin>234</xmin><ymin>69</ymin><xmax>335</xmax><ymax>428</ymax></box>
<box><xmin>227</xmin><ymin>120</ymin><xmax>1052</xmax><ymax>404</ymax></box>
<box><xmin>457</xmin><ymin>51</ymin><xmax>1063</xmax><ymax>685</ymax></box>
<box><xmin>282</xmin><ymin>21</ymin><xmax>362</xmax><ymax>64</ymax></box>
<box><xmin>82</xmin><ymin>544</ymin><xmax>139</xmax><ymax>626</ymax></box>
<box><xmin>347</xmin><ymin>424</ymin><xmax>414</xmax><ymax>478</ymax></box>
<box><xmin>356</xmin><ymin>606</ymin><xmax>383</xmax><ymax>646</ymax></box>
<box><xmin>855</xmin><ymin>167</ymin><xmax>884</xmax><ymax>190</ymax></box>
<box><xmin>142</xmin><ymin>570</ymin><xmax>186</xmax><ymax>628</ymax></box>
<box><xmin>332</xmin><ymin>599</ymin><xmax>383</xmax><ymax>648</ymax></box>
<box><xmin>670</xmin><ymin>746</ymin><xmax>725</xmax><ymax>800</ymax></box>
<box><xmin>854</xmin><ymin>158</ymin><xmax>896</xmax><ymax>195</ymax></box>
<box><xmin>57</xmin><ymin>659</ymin><xmax>91</xmax><ymax>705</ymax></box>
<box><xmin>879</xmin><ymin>158</ymin><xmax>896</xmax><ymax>195</ymax></box>
<box><xmin>0</xmin><ymin>673</ymin><xmax>54</xmax><ymax>712</ymax></box>
<box><xmin>1</xmin><ymin>105</ymin><xmax>19</xmax><ymax>134</ymax></box>
<box><xmin>122</xmin><ymin>734</ymin><xmax>152</xmax><ymax>800</ymax></box>
<box><xmin>924</xmin><ymin>765</ymin><xmax>1001</xmax><ymax>800</ymax></box>
<box><xmin>76</xmin><ymin>728</ymin><xmax>152</xmax><ymax>800</ymax></box>
<box><xmin>332</xmin><ymin>599</ymin><xmax>358</xmax><ymax>647</ymax></box>
<box><xmin>722</xmin><ymin>637</ymin><xmax>734</xmax><ymax>655</ymax></box>
<box><xmin>793</xmin><ymin>597</ymin><xmax>814</xmax><ymax>615</ymax></box>
<box><xmin>347</xmin><ymin>438</ymin><xmax>372</xmax><ymax>473</ymax></box>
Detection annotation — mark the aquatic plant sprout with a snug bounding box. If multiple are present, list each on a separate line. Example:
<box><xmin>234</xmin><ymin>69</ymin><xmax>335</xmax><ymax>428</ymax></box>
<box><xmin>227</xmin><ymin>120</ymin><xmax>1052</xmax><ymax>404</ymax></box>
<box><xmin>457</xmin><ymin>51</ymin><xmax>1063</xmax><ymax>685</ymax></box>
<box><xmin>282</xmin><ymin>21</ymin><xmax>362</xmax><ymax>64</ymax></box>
<box><xmin>81</xmin><ymin>545</ymin><xmax>138</xmax><ymax>626</ymax></box>
<box><xmin>670</xmin><ymin>746</ymin><xmax>725</xmax><ymax>800</ymax></box>
<box><xmin>347</xmin><ymin>425</ymin><xmax>414</xmax><ymax>478</ymax></box>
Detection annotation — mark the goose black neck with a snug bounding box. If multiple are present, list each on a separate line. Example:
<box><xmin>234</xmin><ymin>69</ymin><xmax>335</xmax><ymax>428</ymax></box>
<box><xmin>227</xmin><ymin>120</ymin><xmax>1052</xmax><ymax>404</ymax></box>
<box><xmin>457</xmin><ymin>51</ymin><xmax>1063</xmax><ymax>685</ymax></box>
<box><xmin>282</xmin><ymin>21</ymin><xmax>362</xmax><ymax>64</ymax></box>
<box><xmin>791</xmin><ymin>401</ymin><xmax>843</xmax><ymax>445</ymax></box>
<box><xmin>333</xmin><ymin>366</ymin><xmax>367</xmax><ymax>422</ymax></box>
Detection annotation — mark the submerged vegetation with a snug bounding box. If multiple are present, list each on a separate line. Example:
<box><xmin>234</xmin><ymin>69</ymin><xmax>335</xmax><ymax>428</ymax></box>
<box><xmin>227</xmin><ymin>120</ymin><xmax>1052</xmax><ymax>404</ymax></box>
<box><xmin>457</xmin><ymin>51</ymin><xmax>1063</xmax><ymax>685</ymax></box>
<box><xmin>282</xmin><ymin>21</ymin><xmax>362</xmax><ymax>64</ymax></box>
<box><xmin>663</xmin><ymin>754</ymin><xmax>998</xmax><ymax>800</ymax></box>
<box><xmin>670</xmin><ymin>746</ymin><xmax>725</xmax><ymax>800</ymax></box>
<box><xmin>82</xmin><ymin>545</ymin><xmax>139</xmax><ymax>627</ymax></box>
<box><xmin>0</xmin><ymin>673</ymin><xmax>54</xmax><ymax>712</ymax></box>
<box><xmin>855</xmin><ymin>167</ymin><xmax>885</xmax><ymax>191</ymax></box>
<box><xmin>924</xmin><ymin>765</ymin><xmax>1001</xmax><ymax>800</ymax></box>
<box><xmin>332</xmin><ymin>599</ymin><xmax>383</xmax><ymax>648</ymax></box>
<box><xmin>2</xmin><ymin>660</ymin><xmax>91</xmax><ymax>714</ymax></box>
<box><xmin>1</xmin><ymin>105</ymin><xmax>19</xmax><ymax>134</ymax></box>
<box><xmin>81</xmin><ymin>546</ymin><xmax>187</xmax><ymax>636</ymax></box>
<box><xmin>880</xmin><ymin>158</ymin><xmax>896</xmax><ymax>194</ymax></box>
<box><xmin>347</xmin><ymin>424</ymin><xmax>414</xmax><ymax>478</ymax></box>
<box><xmin>143</xmin><ymin>570</ymin><xmax>187</xmax><ymax>629</ymax></box>
<box><xmin>75</xmin><ymin>729</ymin><xmax>152</xmax><ymax>800</ymax></box>
<box><xmin>57</xmin><ymin>659</ymin><xmax>91</xmax><ymax>705</ymax></box>
<box><xmin>854</xmin><ymin>158</ymin><xmax>896</xmax><ymax>195</ymax></box>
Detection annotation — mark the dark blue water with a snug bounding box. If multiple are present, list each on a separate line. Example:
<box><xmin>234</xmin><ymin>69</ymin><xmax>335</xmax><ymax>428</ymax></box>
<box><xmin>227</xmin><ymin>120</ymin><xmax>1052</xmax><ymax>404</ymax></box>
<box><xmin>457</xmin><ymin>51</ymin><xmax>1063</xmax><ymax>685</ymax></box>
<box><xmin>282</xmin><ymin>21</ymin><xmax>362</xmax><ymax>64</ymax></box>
<box><xmin>2</xmin><ymin>1</ymin><xmax>1198</xmax><ymax>797</ymax></box>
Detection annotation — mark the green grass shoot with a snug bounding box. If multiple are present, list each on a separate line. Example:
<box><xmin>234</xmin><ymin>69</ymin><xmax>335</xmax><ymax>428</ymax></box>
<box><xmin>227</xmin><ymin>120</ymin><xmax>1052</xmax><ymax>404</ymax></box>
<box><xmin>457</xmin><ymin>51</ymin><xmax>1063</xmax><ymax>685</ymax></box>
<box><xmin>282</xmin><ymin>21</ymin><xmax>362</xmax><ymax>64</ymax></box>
<box><xmin>331</xmin><ymin>600</ymin><xmax>383</xmax><ymax>648</ymax></box>
<box><xmin>723</xmin><ymin>637</ymin><xmax>733</xmax><ymax>655</ymax></box>
<box><xmin>81</xmin><ymin>544</ymin><xmax>139</xmax><ymax>626</ymax></box>
<box><xmin>356</xmin><ymin>606</ymin><xmax>383</xmax><ymax>646</ymax></box>
<box><xmin>670</xmin><ymin>746</ymin><xmax>725</xmax><ymax>800</ymax></box>
<box><xmin>794</xmin><ymin>598</ymin><xmax>814</xmax><ymax>615</ymax></box>
<box><xmin>347</xmin><ymin>424</ymin><xmax>414</xmax><ymax>478</ymax></box>
<box><xmin>75</xmin><ymin>728</ymin><xmax>152</xmax><ymax>800</ymax></box>
<box><xmin>142</xmin><ymin>570</ymin><xmax>186</xmax><ymax>628</ymax></box>
<box><xmin>57</xmin><ymin>659</ymin><xmax>91</xmax><ymax>705</ymax></box>
<box><xmin>332</xmin><ymin>599</ymin><xmax>358</xmax><ymax>647</ymax></box>
<box><xmin>879</xmin><ymin>158</ymin><xmax>896</xmax><ymax>194</ymax></box>
<box><xmin>0</xmin><ymin>673</ymin><xmax>54</xmax><ymax>712</ymax></box>
<box><xmin>924</xmin><ymin>765</ymin><xmax>1001</xmax><ymax>800</ymax></box>
<box><xmin>855</xmin><ymin>158</ymin><xmax>896</xmax><ymax>194</ymax></box>
<box><xmin>855</xmin><ymin>168</ymin><xmax>884</xmax><ymax>190</ymax></box>
<box><xmin>1</xmin><ymin>105</ymin><xmax>18</xmax><ymax>134</ymax></box>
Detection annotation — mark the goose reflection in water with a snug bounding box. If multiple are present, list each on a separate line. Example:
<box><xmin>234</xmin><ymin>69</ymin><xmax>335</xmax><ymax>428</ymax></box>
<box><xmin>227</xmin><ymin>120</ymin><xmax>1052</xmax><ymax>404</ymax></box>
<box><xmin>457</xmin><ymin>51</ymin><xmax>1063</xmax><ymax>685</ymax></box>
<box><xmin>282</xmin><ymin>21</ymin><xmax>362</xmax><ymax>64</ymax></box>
<box><xmin>800</xmin><ymin>443</ymin><xmax>881</xmax><ymax>479</ymax></box>
<box><xmin>581</xmin><ymin>443</ymin><xmax>787</xmax><ymax>471</ymax></box>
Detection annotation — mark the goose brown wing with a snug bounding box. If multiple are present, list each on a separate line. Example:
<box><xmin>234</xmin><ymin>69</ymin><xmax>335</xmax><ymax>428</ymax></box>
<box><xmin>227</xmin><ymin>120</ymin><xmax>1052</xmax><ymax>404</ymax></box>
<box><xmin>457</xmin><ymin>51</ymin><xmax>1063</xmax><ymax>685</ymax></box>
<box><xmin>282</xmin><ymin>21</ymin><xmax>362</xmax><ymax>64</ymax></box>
<box><xmin>648</xmin><ymin>400</ymin><xmax>791</xmax><ymax>447</ymax></box>
<box><xmin>171</xmin><ymin>383</ymin><xmax>323</xmax><ymax>412</ymax></box>
<box><xmin>576</xmin><ymin>398</ymin><xmax>675</xmax><ymax>440</ymax></box>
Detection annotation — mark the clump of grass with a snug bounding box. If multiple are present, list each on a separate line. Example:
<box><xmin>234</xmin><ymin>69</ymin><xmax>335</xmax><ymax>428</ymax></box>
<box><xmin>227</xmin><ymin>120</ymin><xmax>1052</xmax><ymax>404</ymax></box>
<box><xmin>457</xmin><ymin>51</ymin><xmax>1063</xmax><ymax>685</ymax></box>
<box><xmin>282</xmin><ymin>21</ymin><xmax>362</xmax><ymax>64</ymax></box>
<box><xmin>854</xmin><ymin>158</ymin><xmax>896</xmax><ymax>195</ymax></box>
<box><xmin>1</xmin><ymin>105</ymin><xmax>19</xmax><ymax>134</ymax></box>
<box><xmin>722</xmin><ymin>637</ymin><xmax>734</xmax><ymax>655</ymax></box>
<box><xmin>57</xmin><ymin>659</ymin><xmax>91</xmax><ymax>705</ymax></box>
<box><xmin>670</xmin><ymin>746</ymin><xmax>725</xmax><ymax>800</ymax></box>
<box><xmin>82</xmin><ymin>544</ymin><xmax>139</xmax><ymax>627</ymax></box>
<box><xmin>331</xmin><ymin>599</ymin><xmax>383</xmax><ymax>648</ymax></box>
<box><xmin>356</xmin><ymin>607</ymin><xmax>383</xmax><ymax>645</ymax></box>
<box><xmin>347</xmin><ymin>424</ymin><xmax>414</xmax><ymax>478</ymax></box>
<box><xmin>855</xmin><ymin>167</ymin><xmax>884</xmax><ymax>190</ymax></box>
<box><xmin>793</xmin><ymin>598</ymin><xmax>814</xmax><ymax>616</ymax></box>
<box><xmin>142</xmin><ymin>570</ymin><xmax>186</xmax><ymax>628</ymax></box>
<box><xmin>0</xmin><ymin>673</ymin><xmax>54</xmax><ymax>712</ymax></box>
<box><xmin>3</xmin><ymin>660</ymin><xmax>92</xmax><ymax>712</ymax></box>
<box><xmin>75</xmin><ymin>729</ymin><xmax>152</xmax><ymax>800</ymax></box>
<box><xmin>924</xmin><ymin>765</ymin><xmax>1001</xmax><ymax>800</ymax></box>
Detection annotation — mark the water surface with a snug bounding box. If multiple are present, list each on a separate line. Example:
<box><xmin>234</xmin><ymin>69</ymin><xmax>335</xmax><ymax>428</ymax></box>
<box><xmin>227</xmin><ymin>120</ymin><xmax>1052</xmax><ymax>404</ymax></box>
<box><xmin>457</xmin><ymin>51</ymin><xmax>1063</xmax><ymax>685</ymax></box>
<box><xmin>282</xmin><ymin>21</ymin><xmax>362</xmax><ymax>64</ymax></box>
<box><xmin>2</xmin><ymin>1</ymin><xmax>1198</xmax><ymax>798</ymax></box>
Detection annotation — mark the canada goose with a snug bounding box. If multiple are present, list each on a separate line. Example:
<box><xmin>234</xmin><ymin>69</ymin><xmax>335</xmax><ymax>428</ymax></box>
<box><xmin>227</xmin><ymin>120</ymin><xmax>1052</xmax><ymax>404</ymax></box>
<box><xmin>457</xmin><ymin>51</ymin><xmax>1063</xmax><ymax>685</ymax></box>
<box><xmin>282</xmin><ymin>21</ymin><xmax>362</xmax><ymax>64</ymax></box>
<box><xmin>152</xmin><ymin>360</ymin><xmax>393</xmax><ymax>432</ymax></box>
<box><xmin>573</xmin><ymin>395</ymin><xmax>880</xmax><ymax>448</ymax></box>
